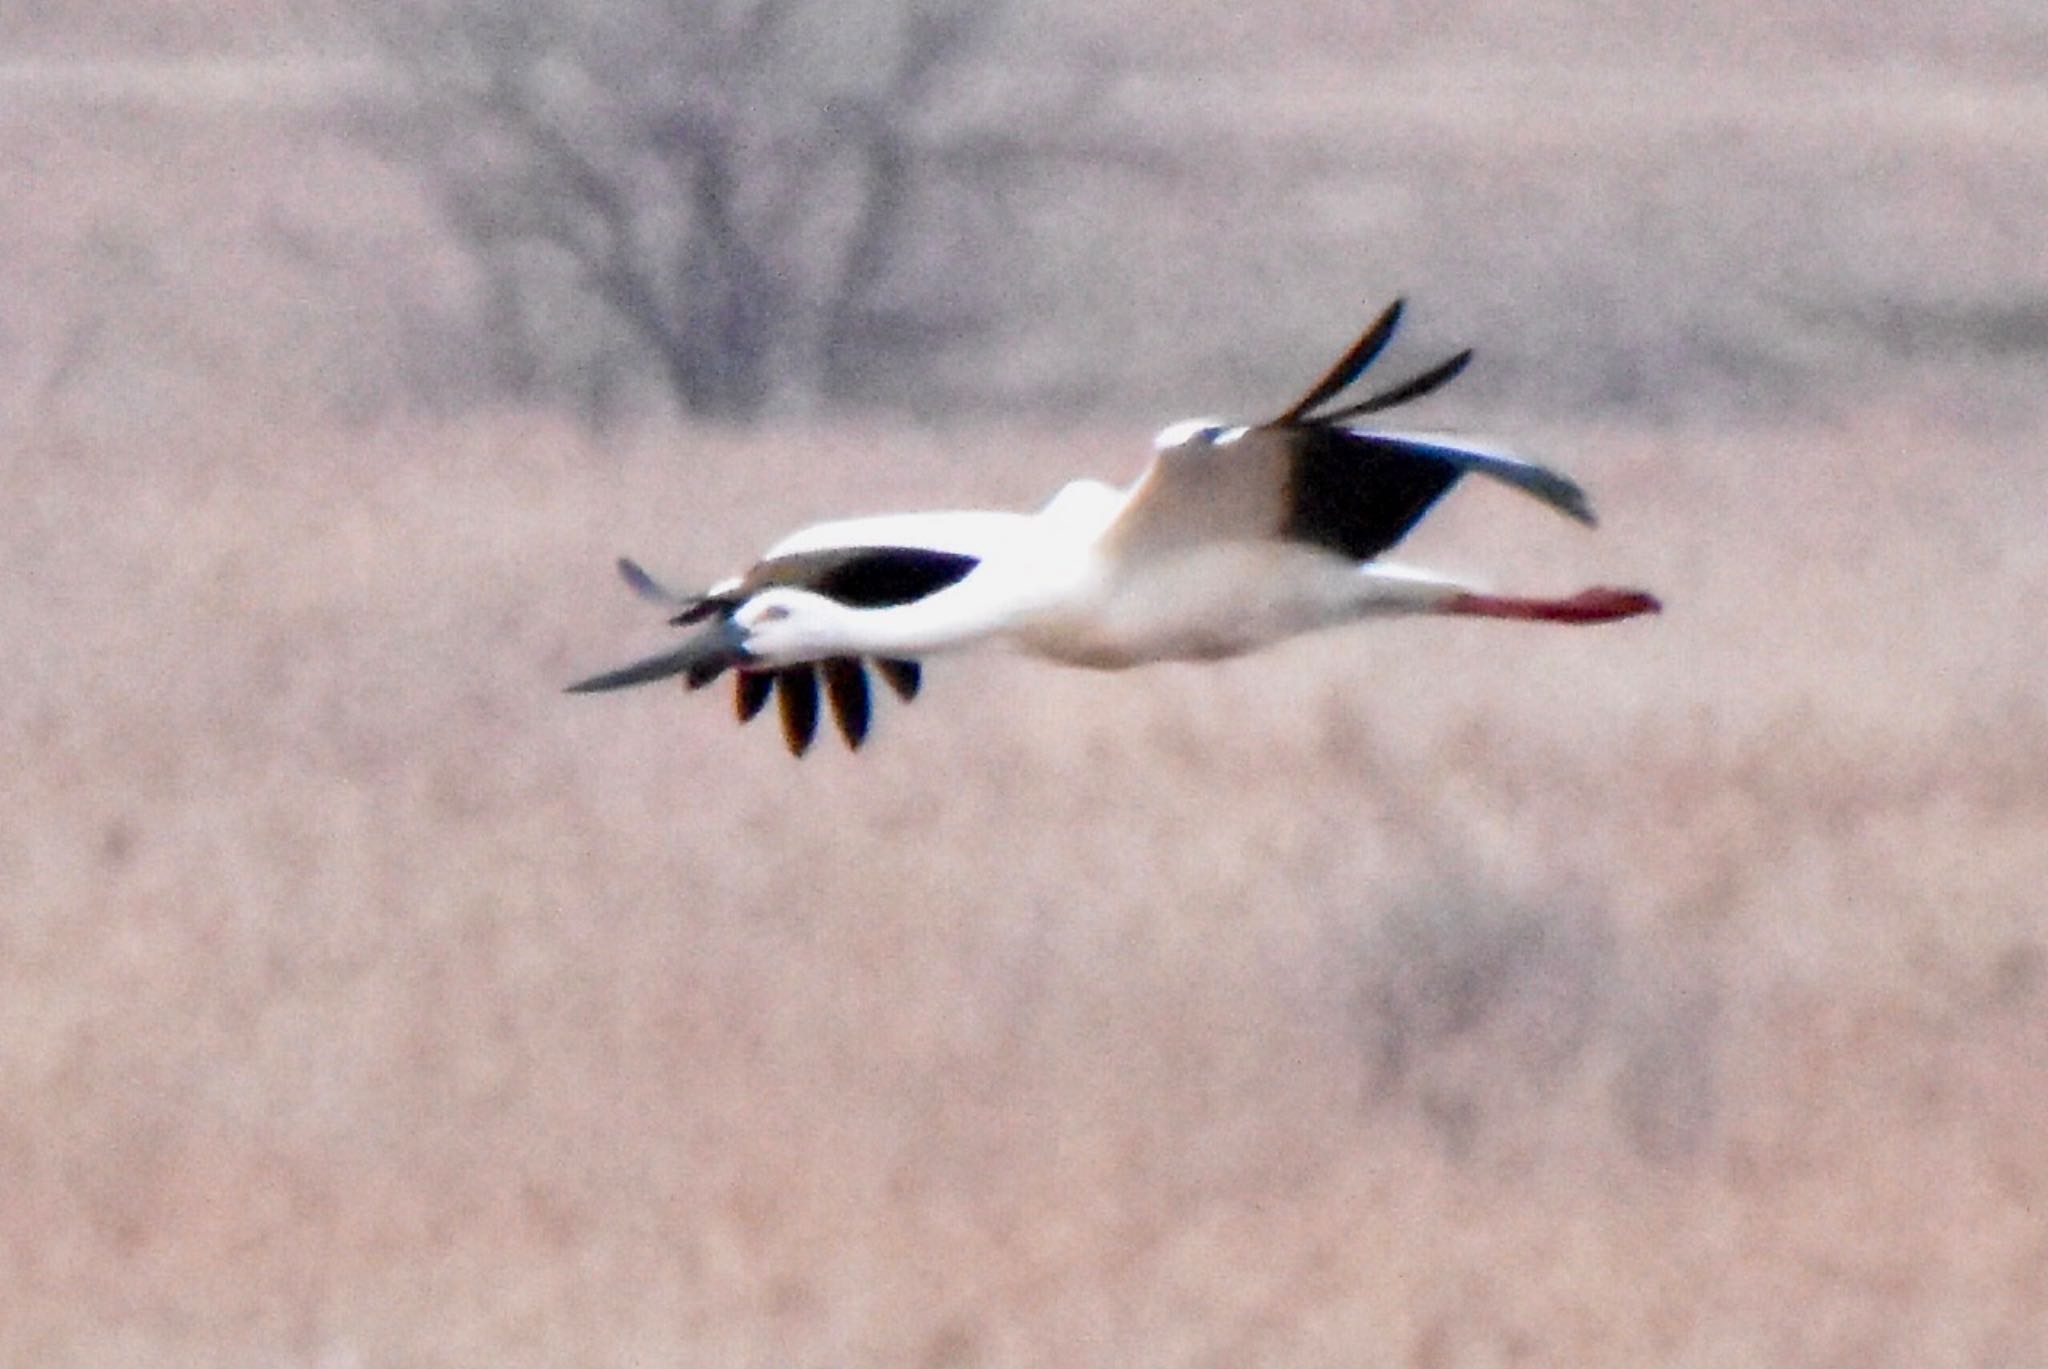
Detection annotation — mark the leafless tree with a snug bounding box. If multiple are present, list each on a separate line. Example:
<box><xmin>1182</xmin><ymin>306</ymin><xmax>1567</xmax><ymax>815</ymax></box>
<box><xmin>361</xmin><ymin>0</ymin><xmax>1112</xmax><ymax>423</ymax></box>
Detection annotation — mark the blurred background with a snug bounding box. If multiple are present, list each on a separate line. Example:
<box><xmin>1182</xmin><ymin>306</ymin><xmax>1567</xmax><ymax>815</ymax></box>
<box><xmin>4</xmin><ymin>1</ymin><xmax>2046</xmax><ymax>1363</ymax></box>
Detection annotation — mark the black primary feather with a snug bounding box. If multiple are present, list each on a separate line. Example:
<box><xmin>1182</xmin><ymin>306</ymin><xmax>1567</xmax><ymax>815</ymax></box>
<box><xmin>616</xmin><ymin>556</ymin><xmax>693</xmax><ymax>606</ymax></box>
<box><xmin>613</xmin><ymin>556</ymin><xmax>731</xmax><ymax>625</ymax></box>
<box><xmin>670</xmin><ymin>597</ymin><xmax>736</xmax><ymax>627</ymax></box>
<box><xmin>776</xmin><ymin>666</ymin><xmax>820</xmax><ymax>756</ymax></box>
<box><xmin>734</xmin><ymin>670</ymin><xmax>773</xmax><ymax>722</ymax></box>
<box><xmin>822</xmin><ymin>658</ymin><xmax>872</xmax><ymax>749</ymax></box>
<box><xmin>1317</xmin><ymin>349</ymin><xmax>1474</xmax><ymax>422</ymax></box>
<box><xmin>875</xmin><ymin>658</ymin><xmax>922</xmax><ymax>701</ymax></box>
<box><xmin>1273</xmin><ymin>298</ymin><xmax>1407</xmax><ymax>424</ymax></box>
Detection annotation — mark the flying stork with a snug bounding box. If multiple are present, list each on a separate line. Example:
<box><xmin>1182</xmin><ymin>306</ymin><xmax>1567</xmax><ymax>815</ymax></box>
<box><xmin>567</xmin><ymin>300</ymin><xmax>1661</xmax><ymax>754</ymax></box>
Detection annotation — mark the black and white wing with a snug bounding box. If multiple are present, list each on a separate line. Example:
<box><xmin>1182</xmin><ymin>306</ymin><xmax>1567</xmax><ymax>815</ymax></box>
<box><xmin>1104</xmin><ymin>302</ymin><xmax>1592</xmax><ymax>560</ymax></box>
<box><xmin>567</xmin><ymin>541</ymin><xmax>972</xmax><ymax>756</ymax></box>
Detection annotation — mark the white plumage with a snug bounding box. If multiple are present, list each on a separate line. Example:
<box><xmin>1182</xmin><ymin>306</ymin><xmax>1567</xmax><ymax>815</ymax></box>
<box><xmin>568</xmin><ymin>300</ymin><xmax>1660</xmax><ymax>754</ymax></box>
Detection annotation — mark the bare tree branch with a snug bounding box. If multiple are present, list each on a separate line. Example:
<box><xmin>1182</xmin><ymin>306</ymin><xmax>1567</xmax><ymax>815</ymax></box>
<box><xmin>358</xmin><ymin>0</ymin><xmax>1137</xmax><ymax>423</ymax></box>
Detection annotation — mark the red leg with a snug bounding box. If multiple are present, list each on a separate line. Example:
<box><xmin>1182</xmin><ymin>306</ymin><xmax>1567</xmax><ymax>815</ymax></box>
<box><xmin>1442</xmin><ymin>586</ymin><xmax>1661</xmax><ymax>624</ymax></box>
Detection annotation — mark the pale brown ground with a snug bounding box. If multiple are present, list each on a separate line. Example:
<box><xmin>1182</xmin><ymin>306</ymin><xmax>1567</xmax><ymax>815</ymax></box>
<box><xmin>4</xmin><ymin>3</ymin><xmax>2047</xmax><ymax>1365</ymax></box>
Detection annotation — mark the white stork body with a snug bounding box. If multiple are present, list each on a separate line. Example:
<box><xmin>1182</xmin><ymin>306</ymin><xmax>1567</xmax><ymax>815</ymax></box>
<box><xmin>568</xmin><ymin>301</ymin><xmax>1661</xmax><ymax>754</ymax></box>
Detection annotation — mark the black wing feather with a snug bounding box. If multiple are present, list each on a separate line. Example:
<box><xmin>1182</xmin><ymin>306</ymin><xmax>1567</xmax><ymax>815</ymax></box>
<box><xmin>750</xmin><ymin>547</ymin><xmax>979</xmax><ymax>609</ymax></box>
<box><xmin>822</xmin><ymin>658</ymin><xmax>872</xmax><ymax>749</ymax></box>
<box><xmin>616</xmin><ymin>556</ymin><xmax>693</xmax><ymax>606</ymax></box>
<box><xmin>817</xmin><ymin>549</ymin><xmax>978</xmax><ymax>607</ymax></box>
<box><xmin>777</xmin><ymin>666</ymin><xmax>820</xmax><ymax>756</ymax></box>
<box><xmin>1282</xmin><ymin>429</ymin><xmax>1595</xmax><ymax>560</ymax></box>
<box><xmin>735</xmin><ymin>670</ymin><xmax>773</xmax><ymax>722</ymax></box>
<box><xmin>612</xmin><ymin>556</ymin><xmax>731</xmax><ymax>625</ymax></box>
<box><xmin>1273</xmin><ymin>298</ymin><xmax>1407</xmax><ymax>424</ymax></box>
<box><xmin>875</xmin><ymin>658</ymin><xmax>922</xmax><ymax>701</ymax></box>
<box><xmin>1318</xmin><ymin>349</ymin><xmax>1474</xmax><ymax>423</ymax></box>
<box><xmin>1281</xmin><ymin>430</ymin><xmax>1468</xmax><ymax>561</ymax></box>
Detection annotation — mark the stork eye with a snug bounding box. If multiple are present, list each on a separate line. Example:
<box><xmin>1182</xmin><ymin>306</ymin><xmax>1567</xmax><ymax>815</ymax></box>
<box><xmin>753</xmin><ymin>604</ymin><xmax>793</xmax><ymax>625</ymax></box>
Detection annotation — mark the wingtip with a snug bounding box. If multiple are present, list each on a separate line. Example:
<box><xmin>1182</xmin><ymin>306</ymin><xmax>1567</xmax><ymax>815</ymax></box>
<box><xmin>563</xmin><ymin>664</ymin><xmax>661</xmax><ymax>694</ymax></box>
<box><xmin>1548</xmin><ymin>467</ymin><xmax>1597</xmax><ymax>528</ymax></box>
<box><xmin>1526</xmin><ymin>463</ymin><xmax>1598</xmax><ymax>529</ymax></box>
<box><xmin>1319</xmin><ymin>346</ymin><xmax>1475</xmax><ymax>422</ymax></box>
<box><xmin>1273</xmin><ymin>298</ymin><xmax>1414</xmax><ymax>425</ymax></box>
<box><xmin>618</xmin><ymin>556</ymin><xmax>722</xmax><ymax>624</ymax></box>
<box><xmin>563</xmin><ymin>618</ymin><xmax>749</xmax><ymax>697</ymax></box>
<box><xmin>616</xmin><ymin>555</ymin><xmax>663</xmax><ymax>596</ymax></box>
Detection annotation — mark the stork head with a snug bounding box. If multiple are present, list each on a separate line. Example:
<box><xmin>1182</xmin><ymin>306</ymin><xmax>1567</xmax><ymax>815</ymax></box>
<box><xmin>730</xmin><ymin>587</ymin><xmax>860</xmax><ymax>667</ymax></box>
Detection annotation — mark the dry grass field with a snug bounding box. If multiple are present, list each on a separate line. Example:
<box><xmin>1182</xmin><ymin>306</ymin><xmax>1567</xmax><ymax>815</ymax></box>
<box><xmin>9</xmin><ymin>408</ymin><xmax>2046</xmax><ymax>1365</ymax></box>
<box><xmin>4</xmin><ymin>2</ymin><xmax>2047</xmax><ymax>1364</ymax></box>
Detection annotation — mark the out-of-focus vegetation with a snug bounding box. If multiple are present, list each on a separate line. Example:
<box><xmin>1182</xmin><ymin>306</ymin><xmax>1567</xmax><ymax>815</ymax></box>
<box><xmin>354</xmin><ymin>0</ymin><xmax>1134</xmax><ymax>423</ymax></box>
<box><xmin>8</xmin><ymin>0</ymin><xmax>2046</xmax><ymax>434</ymax></box>
<box><xmin>3</xmin><ymin>1</ymin><xmax>2046</xmax><ymax>1364</ymax></box>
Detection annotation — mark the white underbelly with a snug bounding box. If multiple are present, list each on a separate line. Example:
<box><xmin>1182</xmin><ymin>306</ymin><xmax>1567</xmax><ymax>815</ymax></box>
<box><xmin>1010</xmin><ymin>543</ymin><xmax>1365</xmax><ymax>668</ymax></box>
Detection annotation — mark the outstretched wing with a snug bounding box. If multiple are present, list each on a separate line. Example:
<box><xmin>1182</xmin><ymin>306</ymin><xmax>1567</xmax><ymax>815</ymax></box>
<box><xmin>1101</xmin><ymin>426</ymin><xmax>1593</xmax><ymax>562</ymax></box>
<box><xmin>569</xmin><ymin>543</ymin><xmax>966</xmax><ymax>755</ymax></box>
<box><xmin>1104</xmin><ymin>302</ymin><xmax>1591</xmax><ymax>560</ymax></box>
